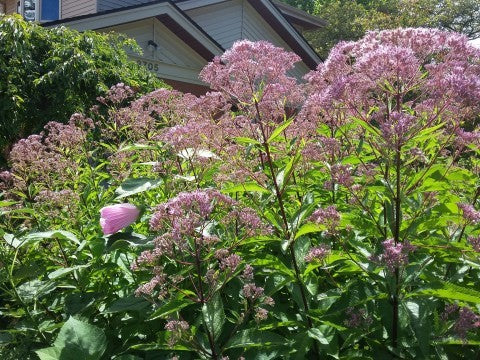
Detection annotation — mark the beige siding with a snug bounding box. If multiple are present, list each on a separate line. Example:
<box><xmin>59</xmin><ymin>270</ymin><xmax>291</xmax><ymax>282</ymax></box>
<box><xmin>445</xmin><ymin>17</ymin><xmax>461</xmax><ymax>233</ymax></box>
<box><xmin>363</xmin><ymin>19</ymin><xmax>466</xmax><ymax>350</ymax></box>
<box><xmin>241</xmin><ymin>1</ymin><xmax>309</xmax><ymax>80</ymax></box>
<box><xmin>5</xmin><ymin>0</ymin><xmax>17</xmax><ymax>14</ymax></box>
<box><xmin>185</xmin><ymin>0</ymin><xmax>243</xmax><ymax>50</ymax></box>
<box><xmin>98</xmin><ymin>0</ymin><xmax>152</xmax><ymax>12</ymax></box>
<box><xmin>101</xmin><ymin>18</ymin><xmax>208</xmax><ymax>85</ymax></box>
<box><xmin>187</xmin><ymin>0</ymin><xmax>310</xmax><ymax>80</ymax></box>
<box><xmin>62</xmin><ymin>0</ymin><xmax>96</xmax><ymax>19</ymax></box>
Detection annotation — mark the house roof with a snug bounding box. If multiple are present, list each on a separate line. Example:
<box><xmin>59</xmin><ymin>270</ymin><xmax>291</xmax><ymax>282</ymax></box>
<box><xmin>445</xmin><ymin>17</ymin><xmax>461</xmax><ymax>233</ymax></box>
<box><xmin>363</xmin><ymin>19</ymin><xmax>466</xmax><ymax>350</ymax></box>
<box><xmin>175</xmin><ymin>0</ymin><xmax>322</xmax><ymax>67</ymax></box>
<box><xmin>44</xmin><ymin>0</ymin><xmax>224</xmax><ymax>61</ymax></box>
<box><xmin>44</xmin><ymin>0</ymin><xmax>322</xmax><ymax>68</ymax></box>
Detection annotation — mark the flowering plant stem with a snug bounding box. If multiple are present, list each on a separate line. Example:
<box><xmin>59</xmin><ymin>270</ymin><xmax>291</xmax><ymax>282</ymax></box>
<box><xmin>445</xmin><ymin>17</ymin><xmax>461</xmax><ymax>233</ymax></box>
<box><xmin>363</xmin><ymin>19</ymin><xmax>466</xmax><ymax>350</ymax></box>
<box><xmin>392</xmin><ymin>146</ymin><xmax>402</xmax><ymax>349</ymax></box>
<box><xmin>256</xmin><ymin>104</ymin><xmax>320</xmax><ymax>358</ymax></box>
<box><xmin>193</xmin><ymin>236</ymin><xmax>218</xmax><ymax>359</ymax></box>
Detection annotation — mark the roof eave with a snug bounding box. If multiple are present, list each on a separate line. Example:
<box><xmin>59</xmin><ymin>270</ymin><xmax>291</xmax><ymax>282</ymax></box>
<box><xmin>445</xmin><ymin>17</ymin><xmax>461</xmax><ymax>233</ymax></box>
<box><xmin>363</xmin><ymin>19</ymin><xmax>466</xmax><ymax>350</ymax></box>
<box><xmin>42</xmin><ymin>0</ymin><xmax>223</xmax><ymax>60</ymax></box>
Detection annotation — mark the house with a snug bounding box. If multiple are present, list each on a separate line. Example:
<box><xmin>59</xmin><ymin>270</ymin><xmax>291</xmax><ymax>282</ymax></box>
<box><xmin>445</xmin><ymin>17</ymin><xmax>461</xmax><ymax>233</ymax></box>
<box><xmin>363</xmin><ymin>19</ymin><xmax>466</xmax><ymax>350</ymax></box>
<box><xmin>1</xmin><ymin>0</ymin><xmax>325</xmax><ymax>94</ymax></box>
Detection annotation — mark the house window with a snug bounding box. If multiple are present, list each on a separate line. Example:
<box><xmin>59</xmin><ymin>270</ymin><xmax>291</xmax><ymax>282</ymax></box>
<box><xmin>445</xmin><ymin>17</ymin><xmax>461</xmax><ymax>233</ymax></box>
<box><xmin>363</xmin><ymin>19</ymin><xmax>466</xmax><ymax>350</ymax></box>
<box><xmin>41</xmin><ymin>0</ymin><xmax>59</xmax><ymax>21</ymax></box>
<box><xmin>18</xmin><ymin>0</ymin><xmax>60</xmax><ymax>21</ymax></box>
<box><xmin>21</xmin><ymin>0</ymin><xmax>38</xmax><ymax>21</ymax></box>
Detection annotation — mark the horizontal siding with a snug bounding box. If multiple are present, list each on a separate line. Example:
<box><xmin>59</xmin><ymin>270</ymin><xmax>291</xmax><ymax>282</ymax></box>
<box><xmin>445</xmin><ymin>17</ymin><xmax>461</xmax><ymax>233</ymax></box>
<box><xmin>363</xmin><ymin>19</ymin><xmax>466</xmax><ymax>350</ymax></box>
<box><xmin>97</xmin><ymin>0</ymin><xmax>152</xmax><ymax>12</ymax></box>
<box><xmin>186</xmin><ymin>0</ymin><xmax>242</xmax><ymax>49</ymax></box>
<box><xmin>5</xmin><ymin>0</ymin><xmax>17</xmax><ymax>14</ymax></box>
<box><xmin>102</xmin><ymin>18</ymin><xmax>206</xmax><ymax>69</ymax></box>
<box><xmin>62</xmin><ymin>0</ymin><xmax>96</xmax><ymax>19</ymax></box>
<box><xmin>242</xmin><ymin>1</ymin><xmax>308</xmax><ymax>80</ymax></box>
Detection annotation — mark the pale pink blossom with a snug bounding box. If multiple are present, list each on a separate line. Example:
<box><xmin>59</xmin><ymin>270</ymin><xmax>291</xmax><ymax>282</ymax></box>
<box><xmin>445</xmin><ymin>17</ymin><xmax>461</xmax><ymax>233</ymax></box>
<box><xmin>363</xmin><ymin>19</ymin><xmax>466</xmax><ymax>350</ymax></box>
<box><xmin>100</xmin><ymin>203</ymin><xmax>140</xmax><ymax>235</ymax></box>
<box><xmin>305</xmin><ymin>245</ymin><xmax>331</xmax><ymax>263</ymax></box>
<box><xmin>381</xmin><ymin>239</ymin><xmax>416</xmax><ymax>272</ymax></box>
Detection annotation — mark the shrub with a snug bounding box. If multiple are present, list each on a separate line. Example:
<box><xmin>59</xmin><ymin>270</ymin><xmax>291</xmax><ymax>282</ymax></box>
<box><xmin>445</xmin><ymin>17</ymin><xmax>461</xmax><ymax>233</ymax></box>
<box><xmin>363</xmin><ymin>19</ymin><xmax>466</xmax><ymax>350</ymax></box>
<box><xmin>1</xmin><ymin>29</ymin><xmax>480</xmax><ymax>359</ymax></box>
<box><xmin>0</xmin><ymin>15</ymin><xmax>166</xmax><ymax>165</ymax></box>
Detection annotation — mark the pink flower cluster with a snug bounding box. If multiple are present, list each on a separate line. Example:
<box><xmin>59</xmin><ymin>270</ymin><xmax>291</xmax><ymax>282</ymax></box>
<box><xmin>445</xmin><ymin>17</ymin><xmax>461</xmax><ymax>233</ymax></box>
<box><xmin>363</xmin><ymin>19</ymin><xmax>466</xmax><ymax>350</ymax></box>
<box><xmin>96</xmin><ymin>83</ymin><xmax>135</xmax><ymax>106</ymax></box>
<box><xmin>302</xmin><ymin>28</ymin><xmax>480</xmax><ymax>145</ymax></box>
<box><xmin>442</xmin><ymin>304</ymin><xmax>480</xmax><ymax>340</ymax></box>
<box><xmin>309</xmin><ymin>205</ymin><xmax>341</xmax><ymax>234</ymax></box>
<box><xmin>458</xmin><ymin>203</ymin><xmax>480</xmax><ymax>224</ymax></box>
<box><xmin>305</xmin><ymin>245</ymin><xmax>331</xmax><ymax>263</ymax></box>
<box><xmin>132</xmin><ymin>190</ymin><xmax>268</xmax><ymax>300</ymax></box>
<box><xmin>381</xmin><ymin>239</ymin><xmax>416</xmax><ymax>272</ymax></box>
<box><xmin>325</xmin><ymin>164</ymin><xmax>354</xmax><ymax>189</ymax></box>
<box><xmin>164</xmin><ymin>319</ymin><xmax>190</xmax><ymax>346</ymax></box>
<box><xmin>242</xmin><ymin>281</ymin><xmax>275</xmax><ymax>323</ymax></box>
<box><xmin>467</xmin><ymin>235</ymin><xmax>480</xmax><ymax>252</ymax></box>
<box><xmin>200</xmin><ymin>40</ymin><xmax>304</xmax><ymax>126</ymax></box>
<box><xmin>8</xmin><ymin>121</ymin><xmax>86</xmax><ymax>192</ymax></box>
<box><xmin>344</xmin><ymin>307</ymin><xmax>373</xmax><ymax>328</ymax></box>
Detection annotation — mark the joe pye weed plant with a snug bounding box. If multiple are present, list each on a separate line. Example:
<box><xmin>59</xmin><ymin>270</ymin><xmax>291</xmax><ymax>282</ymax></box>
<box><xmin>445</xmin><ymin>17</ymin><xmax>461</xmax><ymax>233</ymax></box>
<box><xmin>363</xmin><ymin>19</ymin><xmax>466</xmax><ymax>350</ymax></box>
<box><xmin>1</xmin><ymin>28</ymin><xmax>480</xmax><ymax>359</ymax></box>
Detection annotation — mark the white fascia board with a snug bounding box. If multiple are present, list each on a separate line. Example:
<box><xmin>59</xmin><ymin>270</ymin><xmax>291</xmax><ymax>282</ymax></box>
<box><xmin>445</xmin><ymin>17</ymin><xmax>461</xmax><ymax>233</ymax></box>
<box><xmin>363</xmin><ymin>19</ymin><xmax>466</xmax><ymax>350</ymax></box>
<box><xmin>259</xmin><ymin>0</ymin><xmax>321</xmax><ymax>63</ymax></box>
<box><xmin>45</xmin><ymin>2</ymin><xmax>172</xmax><ymax>31</ymax></box>
<box><xmin>45</xmin><ymin>2</ymin><xmax>222</xmax><ymax>56</ymax></box>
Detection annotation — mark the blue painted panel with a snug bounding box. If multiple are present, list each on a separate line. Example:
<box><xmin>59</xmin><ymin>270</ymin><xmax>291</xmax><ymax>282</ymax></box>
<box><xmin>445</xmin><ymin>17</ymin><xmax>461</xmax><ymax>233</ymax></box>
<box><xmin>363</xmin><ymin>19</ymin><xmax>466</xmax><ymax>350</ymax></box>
<box><xmin>41</xmin><ymin>0</ymin><xmax>59</xmax><ymax>20</ymax></box>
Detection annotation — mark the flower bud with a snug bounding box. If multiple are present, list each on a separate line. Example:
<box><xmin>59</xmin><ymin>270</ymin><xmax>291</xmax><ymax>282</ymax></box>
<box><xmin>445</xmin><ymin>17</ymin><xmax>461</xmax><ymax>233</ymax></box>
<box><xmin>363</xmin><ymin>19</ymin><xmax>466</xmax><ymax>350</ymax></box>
<box><xmin>100</xmin><ymin>203</ymin><xmax>140</xmax><ymax>235</ymax></box>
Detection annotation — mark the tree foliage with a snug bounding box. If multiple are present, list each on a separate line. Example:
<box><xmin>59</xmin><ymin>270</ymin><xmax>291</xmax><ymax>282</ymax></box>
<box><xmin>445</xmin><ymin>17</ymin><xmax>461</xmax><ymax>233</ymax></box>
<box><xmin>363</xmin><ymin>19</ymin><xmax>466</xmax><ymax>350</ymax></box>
<box><xmin>281</xmin><ymin>0</ymin><xmax>480</xmax><ymax>59</ymax></box>
<box><xmin>0</xmin><ymin>15</ymin><xmax>166</xmax><ymax>165</ymax></box>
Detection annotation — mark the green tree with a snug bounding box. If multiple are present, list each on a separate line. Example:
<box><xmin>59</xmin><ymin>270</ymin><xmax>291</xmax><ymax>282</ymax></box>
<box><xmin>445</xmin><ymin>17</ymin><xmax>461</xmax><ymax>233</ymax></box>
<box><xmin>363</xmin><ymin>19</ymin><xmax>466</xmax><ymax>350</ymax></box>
<box><xmin>0</xmin><ymin>15</ymin><xmax>166</xmax><ymax>165</ymax></box>
<box><xmin>281</xmin><ymin>0</ymin><xmax>480</xmax><ymax>59</ymax></box>
<box><xmin>396</xmin><ymin>0</ymin><xmax>480</xmax><ymax>38</ymax></box>
<box><xmin>280</xmin><ymin>0</ymin><xmax>316</xmax><ymax>13</ymax></box>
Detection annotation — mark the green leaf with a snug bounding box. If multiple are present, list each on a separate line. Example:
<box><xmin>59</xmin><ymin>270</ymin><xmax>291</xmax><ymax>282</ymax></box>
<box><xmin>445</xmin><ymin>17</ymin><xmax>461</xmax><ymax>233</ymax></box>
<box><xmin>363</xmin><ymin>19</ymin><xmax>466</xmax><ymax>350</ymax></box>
<box><xmin>36</xmin><ymin>317</ymin><xmax>107</xmax><ymax>360</ymax></box>
<box><xmin>0</xmin><ymin>332</ymin><xmax>13</xmax><ymax>344</ymax></box>
<box><xmin>54</xmin><ymin>318</ymin><xmax>106</xmax><ymax>357</ymax></box>
<box><xmin>234</xmin><ymin>137</ymin><xmax>261</xmax><ymax>146</ymax></box>
<box><xmin>295</xmin><ymin>223</ymin><xmax>326</xmax><ymax>240</ymax></box>
<box><xmin>115</xmin><ymin>177</ymin><xmax>162</xmax><ymax>199</ymax></box>
<box><xmin>222</xmin><ymin>182</ymin><xmax>270</xmax><ymax>194</ymax></box>
<box><xmin>433</xmin><ymin>337</ymin><xmax>480</xmax><ymax>345</ymax></box>
<box><xmin>16</xmin><ymin>279</ymin><xmax>56</xmax><ymax>302</ymax></box>
<box><xmin>412</xmin><ymin>121</ymin><xmax>445</xmax><ymax>141</ymax></box>
<box><xmin>307</xmin><ymin>327</ymin><xmax>333</xmax><ymax>345</ymax></box>
<box><xmin>252</xmin><ymin>255</ymin><xmax>295</xmax><ymax>278</ymax></box>
<box><xmin>0</xmin><ymin>200</ymin><xmax>17</xmax><ymax>207</ymax></box>
<box><xmin>65</xmin><ymin>293</ymin><xmax>96</xmax><ymax>315</ymax></box>
<box><xmin>404</xmin><ymin>300</ymin><xmax>431</xmax><ymax>357</ymax></box>
<box><xmin>409</xmin><ymin>281</ymin><xmax>480</xmax><ymax>304</ymax></box>
<box><xmin>3</xmin><ymin>233</ymin><xmax>22</xmax><ymax>248</ymax></box>
<box><xmin>202</xmin><ymin>292</ymin><xmax>225</xmax><ymax>341</ymax></box>
<box><xmin>106</xmin><ymin>295</ymin><xmax>150</xmax><ymax>313</ymax></box>
<box><xmin>224</xmin><ymin>329</ymin><xmax>287</xmax><ymax>349</ymax></box>
<box><xmin>130</xmin><ymin>342</ymin><xmax>190</xmax><ymax>351</ymax></box>
<box><xmin>22</xmin><ymin>230</ymin><xmax>80</xmax><ymax>245</ymax></box>
<box><xmin>352</xmin><ymin>117</ymin><xmax>379</xmax><ymax>136</ymax></box>
<box><xmin>267</xmin><ymin>118</ymin><xmax>293</xmax><ymax>143</ymax></box>
<box><xmin>48</xmin><ymin>265</ymin><xmax>90</xmax><ymax>280</ymax></box>
<box><xmin>35</xmin><ymin>347</ymin><xmax>61</xmax><ymax>360</ymax></box>
<box><xmin>148</xmin><ymin>298</ymin><xmax>194</xmax><ymax>320</ymax></box>
<box><xmin>106</xmin><ymin>232</ymin><xmax>150</xmax><ymax>251</ymax></box>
